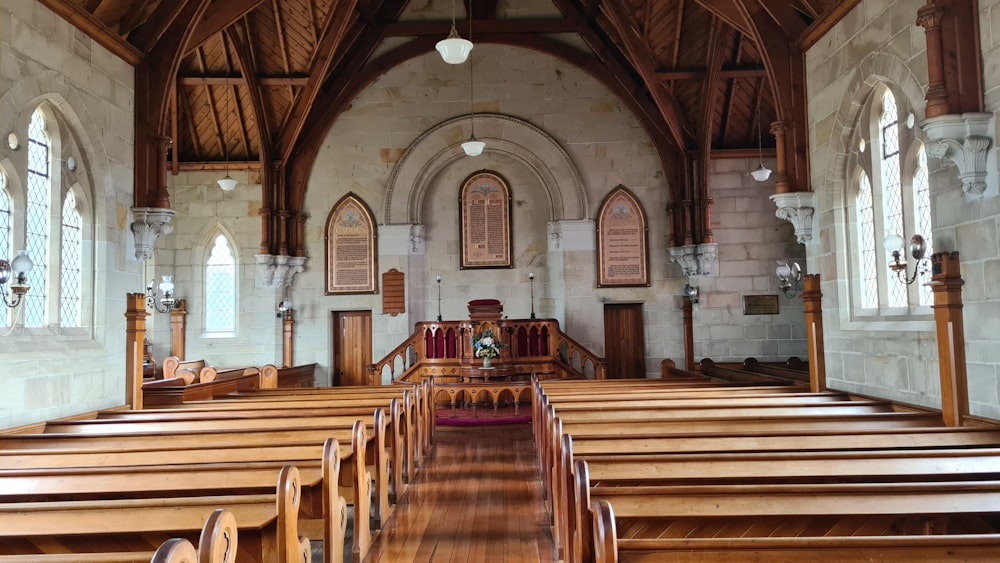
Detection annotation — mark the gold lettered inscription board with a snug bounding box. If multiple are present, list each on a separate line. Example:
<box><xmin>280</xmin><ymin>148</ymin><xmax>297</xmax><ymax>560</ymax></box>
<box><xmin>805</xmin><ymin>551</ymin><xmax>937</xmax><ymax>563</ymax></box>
<box><xmin>597</xmin><ymin>185</ymin><xmax>650</xmax><ymax>287</ymax></box>
<box><xmin>743</xmin><ymin>294</ymin><xmax>780</xmax><ymax>315</ymax></box>
<box><xmin>325</xmin><ymin>193</ymin><xmax>379</xmax><ymax>295</ymax></box>
<box><xmin>460</xmin><ymin>171</ymin><xmax>512</xmax><ymax>269</ymax></box>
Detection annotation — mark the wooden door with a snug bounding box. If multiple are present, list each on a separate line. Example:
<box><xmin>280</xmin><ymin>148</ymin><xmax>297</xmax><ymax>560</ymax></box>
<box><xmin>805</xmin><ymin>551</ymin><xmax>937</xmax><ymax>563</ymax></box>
<box><xmin>604</xmin><ymin>303</ymin><xmax>645</xmax><ymax>379</ymax></box>
<box><xmin>331</xmin><ymin>310</ymin><xmax>372</xmax><ymax>386</ymax></box>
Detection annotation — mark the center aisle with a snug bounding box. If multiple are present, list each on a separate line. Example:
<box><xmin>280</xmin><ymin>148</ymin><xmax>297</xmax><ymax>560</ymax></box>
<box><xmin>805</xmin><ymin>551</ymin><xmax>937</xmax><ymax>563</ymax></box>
<box><xmin>365</xmin><ymin>423</ymin><xmax>557</xmax><ymax>562</ymax></box>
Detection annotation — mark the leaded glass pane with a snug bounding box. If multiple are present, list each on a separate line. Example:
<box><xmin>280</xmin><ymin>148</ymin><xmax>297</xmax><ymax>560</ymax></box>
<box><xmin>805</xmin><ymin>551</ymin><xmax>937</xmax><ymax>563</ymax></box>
<box><xmin>205</xmin><ymin>234</ymin><xmax>235</xmax><ymax>332</ymax></box>
<box><xmin>914</xmin><ymin>146</ymin><xmax>934</xmax><ymax>306</ymax></box>
<box><xmin>25</xmin><ymin>110</ymin><xmax>49</xmax><ymax>327</ymax></box>
<box><xmin>0</xmin><ymin>175</ymin><xmax>9</xmax><ymax>327</ymax></box>
<box><xmin>879</xmin><ymin>91</ymin><xmax>906</xmax><ymax>308</ymax></box>
<box><xmin>857</xmin><ymin>173</ymin><xmax>878</xmax><ymax>309</ymax></box>
<box><xmin>60</xmin><ymin>191</ymin><xmax>82</xmax><ymax>327</ymax></box>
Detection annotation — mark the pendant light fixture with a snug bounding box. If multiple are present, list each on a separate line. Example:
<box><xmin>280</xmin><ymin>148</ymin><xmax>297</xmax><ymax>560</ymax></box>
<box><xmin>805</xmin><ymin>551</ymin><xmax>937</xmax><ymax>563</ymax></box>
<box><xmin>436</xmin><ymin>0</ymin><xmax>472</xmax><ymax>64</ymax></box>
<box><xmin>750</xmin><ymin>96</ymin><xmax>772</xmax><ymax>182</ymax></box>
<box><xmin>217</xmin><ymin>74</ymin><xmax>238</xmax><ymax>192</ymax></box>
<box><xmin>460</xmin><ymin>0</ymin><xmax>484</xmax><ymax>157</ymax></box>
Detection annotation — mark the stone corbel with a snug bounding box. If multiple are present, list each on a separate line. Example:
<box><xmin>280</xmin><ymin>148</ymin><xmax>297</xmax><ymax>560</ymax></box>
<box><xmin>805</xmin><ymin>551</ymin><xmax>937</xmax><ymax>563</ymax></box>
<box><xmin>696</xmin><ymin>243</ymin><xmax>718</xmax><ymax>276</ymax></box>
<box><xmin>769</xmin><ymin>192</ymin><xmax>816</xmax><ymax>244</ymax></box>
<box><xmin>255</xmin><ymin>254</ymin><xmax>277</xmax><ymax>288</ymax></box>
<box><xmin>921</xmin><ymin>113</ymin><xmax>996</xmax><ymax>198</ymax></box>
<box><xmin>130</xmin><ymin>207</ymin><xmax>176</xmax><ymax>261</ymax></box>
<box><xmin>277</xmin><ymin>256</ymin><xmax>306</xmax><ymax>288</ymax></box>
<box><xmin>668</xmin><ymin>245</ymin><xmax>699</xmax><ymax>277</ymax></box>
<box><xmin>409</xmin><ymin>224</ymin><xmax>425</xmax><ymax>254</ymax></box>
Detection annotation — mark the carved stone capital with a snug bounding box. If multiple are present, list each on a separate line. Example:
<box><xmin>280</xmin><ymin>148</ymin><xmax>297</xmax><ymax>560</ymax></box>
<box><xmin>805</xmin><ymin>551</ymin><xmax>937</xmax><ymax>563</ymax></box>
<box><xmin>255</xmin><ymin>254</ymin><xmax>277</xmax><ymax>288</ymax></box>
<box><xmin>255</xmin><ymin>254</ymin><xmax>307</xmax><ymax>288</ymax></box>
<box><xmin>921</xmin><ymin>113</ymin><xmax>996</xmax><ymax>198</ymax></box>
<box><xmin>769</xmin><ymin>191</ymin><xmax>816</xmax><ymax>244</ymax></box>
<box><xmin>915</xmin><ymin>3</ymin><xmax>943</xmax><ymax>29</ymax></box>
<box><xmin>668</xmin><ymin>245</ymin><xmax>699</xmax><ymax>277</ymax></box>
<box><xmin>695</xmin><ymin>243</ymin><xmax>719</xmax><ymax>276</ymax></box>
<box><xmin>410</xmin><ymin>224</ymin><xmax>426</xmax><ymax>254</ymax></box>
<box><xmin>130</xmin><ymin>207</ymin><xmax>176</xmax><ymax>261</ymax></box>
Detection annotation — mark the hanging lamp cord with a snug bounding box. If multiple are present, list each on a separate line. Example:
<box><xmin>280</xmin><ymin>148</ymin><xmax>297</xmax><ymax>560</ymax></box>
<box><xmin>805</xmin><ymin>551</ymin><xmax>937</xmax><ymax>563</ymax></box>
<box><xmin>468</xmin><ymin>0</ymin><xmax>475</xmax><ymax>137</ymax></box>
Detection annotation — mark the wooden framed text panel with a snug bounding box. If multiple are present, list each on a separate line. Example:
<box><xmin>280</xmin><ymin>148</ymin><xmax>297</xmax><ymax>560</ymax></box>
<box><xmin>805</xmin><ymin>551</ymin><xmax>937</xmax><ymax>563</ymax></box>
<box><xmin>459</xmin><ymin>171</ymin><xmax>513</xmax><ymax>269</ymax></box>
<box><xmin>325</xmin><ymin>193</ymin><xmax>379</xmax><ymax>295</ymax></box>
<box><xmin>596</xmin><ymin>185</ymin><xmax>650</xmax><ymax>287</ymax></box>
<box><xmin>742</xmin><ymin>294</ymin><xmax>779</xmax><ymax>315</ymax></box>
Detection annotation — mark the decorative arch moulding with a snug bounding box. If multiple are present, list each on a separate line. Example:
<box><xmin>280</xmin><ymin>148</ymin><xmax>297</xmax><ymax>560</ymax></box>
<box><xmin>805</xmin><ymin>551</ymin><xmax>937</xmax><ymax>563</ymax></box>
<box><xmin>920</xmin><ymin>112</ymin><xmax>997</xmax><ymax>200</ymax></box>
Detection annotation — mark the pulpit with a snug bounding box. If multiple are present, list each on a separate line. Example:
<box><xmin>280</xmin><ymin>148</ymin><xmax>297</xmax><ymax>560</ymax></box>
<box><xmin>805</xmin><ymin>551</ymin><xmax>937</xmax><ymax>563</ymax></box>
<box><xmin>467</xmin><ymin>298</ymin><xmax>503</xmax><ymax>321</ymax></box>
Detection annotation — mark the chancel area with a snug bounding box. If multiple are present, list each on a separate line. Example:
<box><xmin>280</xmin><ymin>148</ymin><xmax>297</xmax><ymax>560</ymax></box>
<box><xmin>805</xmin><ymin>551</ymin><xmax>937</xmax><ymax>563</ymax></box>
<box><xmin>1</xmin><ymin>0</ymin><xmax>1000</xmax><ymax>561</ymax></box>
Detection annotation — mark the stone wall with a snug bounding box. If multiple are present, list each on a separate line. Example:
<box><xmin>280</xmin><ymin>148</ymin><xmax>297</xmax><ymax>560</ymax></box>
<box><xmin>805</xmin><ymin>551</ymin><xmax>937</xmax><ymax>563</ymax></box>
<box><xmin>0</xmin><ymin>1</ymin><xmax>136</xmax><ymax>429</ymax></box>
<box><xmin>806</xmin><ymin>0</ymin><xmax>1000</xmax><ymax>417</ymax></box>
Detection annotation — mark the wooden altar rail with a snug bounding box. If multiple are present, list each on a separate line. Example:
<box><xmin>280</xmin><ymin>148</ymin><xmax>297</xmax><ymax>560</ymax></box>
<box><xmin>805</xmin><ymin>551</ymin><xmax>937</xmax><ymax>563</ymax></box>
<box><xmin>368</xmin><ymin>319</ymin><xmax>607</xmax><ymax>385</ymax></box>
<box><xmin>142</xmin><ymin>363</ymin><xmax>317</xmax><ymax>407</ymax></box>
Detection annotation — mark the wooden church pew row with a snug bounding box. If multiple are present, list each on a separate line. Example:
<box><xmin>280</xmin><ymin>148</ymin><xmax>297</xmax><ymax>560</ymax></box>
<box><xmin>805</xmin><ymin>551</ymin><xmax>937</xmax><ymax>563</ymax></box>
<box><xmin>99</xmin><ymin>398</ymin><xmax>412</xmax><ymax>495</ymax></box>
<box><xmin>742</xmin><ymin>357</ymin><xmax>812</xmax><ymax>383</ymax></box>
<box><xmin>40</xmin><ymin>409</ymin><xmax>399</xmax><ymax>516</ymax></box>
<box><xmin>210</xmin><ymin>384</ymin><xmax>430</xmax><ymax>467</ymax></box>
<box><xmin>0</xmin><ymin>439</ymin><xmax>347</xmax><ymax>563</ymax></box>
<box><xmin>583</xmin><ymin>480</ymin><xmax>1000</xmax><ymax>563</ymax></box>
<box><xmin>591</xmin><ymin>501</ymin><xmax>1000</xmax><ymax>563</ymax></box>
<box><xmin>0</xmin><ymin>420</ymin><xmax>386</xmax><ymax>558</ymax></box>
<box><xmin>0</xmin><ymin>466</ymin><xmax>307</xmax><ymax>563</ymax></box>
<box><xmin>175</xmin><ymin>391</ymin><xmax>422</xmax><ymax>482</ymax></box>
<box><xmin>0</xmin><ymin>508</ymin><xmax>237</xmax><ymax>563</ymax></box>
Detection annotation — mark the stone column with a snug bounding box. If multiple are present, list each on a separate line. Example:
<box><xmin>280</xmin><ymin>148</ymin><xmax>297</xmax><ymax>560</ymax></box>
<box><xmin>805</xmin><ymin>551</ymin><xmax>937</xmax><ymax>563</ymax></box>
<box><xmin>916</xmin><ymin>2</ymin><xmax>950</xmax><ymax>118</ymax></box>
<box><xmin>929</xmin><ymin>252</ymin><xmax>969</xmax><ymax>426</ymax></box>
<box><xmin>801</xmin><ymin>274</ymin><xmax>826</xmax><ymax>392</ymax></box>
<box><xmin>170</xmin><ymin>299</ymin><xmax>187</xmax><ymax>360</ymax></box>
<box><xmin>125</xmin><ymin>293</ymin><xmax>148</xmax><ymax>410</ymax></box>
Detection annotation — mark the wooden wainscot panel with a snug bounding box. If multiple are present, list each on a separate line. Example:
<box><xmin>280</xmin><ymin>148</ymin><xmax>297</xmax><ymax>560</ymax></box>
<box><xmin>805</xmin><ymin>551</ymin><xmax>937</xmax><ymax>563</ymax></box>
<box><xmin>383</xmin><ymin>269</ymin><xmax>405</xmax><ymax>316</ymax></box>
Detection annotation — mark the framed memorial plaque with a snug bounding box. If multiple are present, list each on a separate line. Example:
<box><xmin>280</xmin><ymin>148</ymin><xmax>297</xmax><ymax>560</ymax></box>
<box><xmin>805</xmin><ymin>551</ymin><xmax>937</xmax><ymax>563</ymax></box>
<box><xmin>596</xmin><ymin>185</ymin><xmax>650</xmax><ymax>287</ymax></box>
<box><xmin>742</xmin><ymin>294</ymin><xmax>779</xmax><ymax>315</ymax></box>
<box><xmin>459</xmin><ymin>171</ymin><xmax>513</xmax><ymax>269</ymax></box>
<box><xmin>325</xmin><ymin>193</ymin><xmax>378</xmax><ymax>295</ymax></box>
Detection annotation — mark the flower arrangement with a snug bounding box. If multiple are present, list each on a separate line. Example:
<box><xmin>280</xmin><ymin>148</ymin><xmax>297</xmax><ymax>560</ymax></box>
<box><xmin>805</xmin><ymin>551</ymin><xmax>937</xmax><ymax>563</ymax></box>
<box><xmin>472</xmin><ymin>328</ymin><xmax>506</xmax><ymax>359</ymax></box>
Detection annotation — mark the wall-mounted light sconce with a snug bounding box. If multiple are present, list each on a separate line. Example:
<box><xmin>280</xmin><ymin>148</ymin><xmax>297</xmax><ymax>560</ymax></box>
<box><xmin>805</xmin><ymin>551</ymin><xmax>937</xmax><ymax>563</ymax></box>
<box><xmin>683</xmin><ymin>283</ymin><xmax>699</xmax><ymax>304</ymax></box>
<box><xmin>435</xmin><ymin>274</ymin><xmax>443</xmax><ymax>322</ymax></box>
<box><xmin>528</xmin><ymin>272</ymin><xmax>536</xmax><ymax>319</ymax></box>
<box><xmin>884</xmin><ymin>233</ymin><xmax>929</xmax><ymax>285</ymax></box>
<box><xmin>0</xmin><ymin>250</ymin><xmax>33</xmax><ymax>308</ymax></box>
<box><xmin>776</xmin><ymin>260</ymin><xmax>803</xmax><ymax>298</ymax></box>
<box><xmin>277</xmin><ymin>299</ymin><xmax>293</xmax><ymax>320</ymax></box>
<box><xmin>146</xmin><ymin>275</ymin><xmax>176</xmax><ymax>313</ymax></box>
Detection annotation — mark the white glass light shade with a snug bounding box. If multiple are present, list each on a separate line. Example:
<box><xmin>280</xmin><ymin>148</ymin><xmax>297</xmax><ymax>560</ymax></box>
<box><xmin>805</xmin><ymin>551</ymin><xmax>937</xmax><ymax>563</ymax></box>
<box><xmin>883</xmin><ymin>233</ymin><xmax>905</xmax><ymax>254</ymax></box>
<box><xmin>750</xmin><ymin>164</ymin><xmax>772</xmax><ymax>182</ymax></box>
<box><xmin>10</xmin><ymin>250</ymin><xmax>33</xmax><ymax>275</ymax></box>
<box><xmin>436</xmin><ymin>30</ymin><xmax>473</xmax><ymax>64</ymax></box>
<box><xmin>435</xmin><ymin>274</ymin><xmax>442</xmax><ymax>283</ymax></box>
<box><xmin>462</xmin><ymin>139</ymin><xmax>485</xmax><ymax>156</ymax></box>
<box><xmin>158</xmin><ymin>275</ymin><xmax>174</xmax><ymax>294</ymax></box>
<box><xmin>217</xmin><ymin>175</ymin><xmax>238</xmax><ymax>192</ymax></box>
<box><xmin>775</xmin><ymin>261</ymin><xmax>792</xmax><ymax>280</ymax></box>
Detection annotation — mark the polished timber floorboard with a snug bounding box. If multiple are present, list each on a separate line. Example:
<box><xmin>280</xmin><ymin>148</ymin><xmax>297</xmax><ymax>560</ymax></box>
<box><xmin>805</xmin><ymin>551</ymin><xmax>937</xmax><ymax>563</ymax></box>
<box><xmin>365</xmin><ymin>423</ymin><xmax>558</xmax><ymax>562</ymax></box>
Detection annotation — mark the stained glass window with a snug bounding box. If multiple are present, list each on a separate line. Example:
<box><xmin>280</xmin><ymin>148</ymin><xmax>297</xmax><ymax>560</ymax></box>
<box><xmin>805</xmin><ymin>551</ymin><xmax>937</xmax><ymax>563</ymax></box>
<box><xmin>857</xmin><ymin>172</ymin><xmax>877</xmax><ymax>309</ymax></box>
<box><xmin>60</xmin><ymin>191</ymin><xmax>82</xmax><ymax>327</ymax></box>
<box><xmin>0</xmin><ymin>173</ymin><xmax>9</xmax><ymax>327</ymax></box>
<box><xmin>25</xmin><ymin>109</ymin><xmax>49</xmax><ymax>327</ymax></box>
<box><xmin>913</xmin><ymin>146</ymin><xmax>934</xmax><ymax>306</ymax></box>
<box><xmin>205</xmin><ymin>234</ymin><xmax>236</xmax><ymax>332</ymax></box>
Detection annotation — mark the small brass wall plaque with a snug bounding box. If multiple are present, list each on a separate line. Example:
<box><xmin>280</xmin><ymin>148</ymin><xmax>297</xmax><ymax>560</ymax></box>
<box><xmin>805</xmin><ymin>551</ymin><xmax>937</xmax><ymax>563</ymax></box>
<box><xmin>742</xmin><ymin>294</ymin><xmax>779</xmax><ymax>315</ymax></box>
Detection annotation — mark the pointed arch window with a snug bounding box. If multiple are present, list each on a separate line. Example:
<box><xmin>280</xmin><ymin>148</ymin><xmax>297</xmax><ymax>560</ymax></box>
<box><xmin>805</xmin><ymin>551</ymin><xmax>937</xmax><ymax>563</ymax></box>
<box><xmin>25</xmin><ymin>109</ymin><xmax>50</xmax><ymax>327</ymax></box>
<box><xmin>60</xmin><ymin>190</ymin><xmax>82</xmax><ymax>327</ymax></box>
<box><xmin>205</xmin><ymin>233</ymin><xmax>236</xmax><ymax>333</ymax></box>
<box><xmin>848</xmin><ymin>84</ymin><xmax>934</xmax><ymax>318</ymax></box>
<box><xmin>0</xmin><ymin>172</ymin><xmax>10</xmax><ymax>327</ymax></box>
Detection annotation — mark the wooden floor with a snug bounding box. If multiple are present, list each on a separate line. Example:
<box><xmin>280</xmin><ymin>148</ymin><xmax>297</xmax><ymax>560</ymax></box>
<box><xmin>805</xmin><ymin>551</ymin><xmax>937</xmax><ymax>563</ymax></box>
<box><xmin>365</xmin><ymin>423</ymin><xmax>557</xmax><ymax>562</ymax></box>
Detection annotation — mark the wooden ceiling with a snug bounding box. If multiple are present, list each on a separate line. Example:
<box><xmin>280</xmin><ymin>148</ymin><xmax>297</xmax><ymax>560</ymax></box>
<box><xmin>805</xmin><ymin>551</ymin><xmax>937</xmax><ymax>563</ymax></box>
<box><xmin>42</xmin><ymin>0</ymin><xmax>853</xmax><ymax>168</ymax></box>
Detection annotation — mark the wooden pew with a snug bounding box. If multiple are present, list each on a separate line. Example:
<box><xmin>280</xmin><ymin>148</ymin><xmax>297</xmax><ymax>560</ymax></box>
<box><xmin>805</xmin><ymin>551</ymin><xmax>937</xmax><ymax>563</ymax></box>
<box><xmin>591</xmin><ymin>499</ymin><xmax>1000</xmax><ymax>563</ymax></box>
<box><xmin>0</xmin><ymin>439</ymin><xmax>347</xmax><ymax>563</ymax></box>
<box><xmin>0</xmin><ymin>421</ymin><xmax>383</xmax><ymax>562</ymax></box>
<box><xmin>0</xmin><ymin>508</ymin><xmax>237</xmax><ymax>563</ymax></box>
<box><xmin>0</xmin><ymin>466</ymin><xmax>307</xmax><ymax>562</ymax></box>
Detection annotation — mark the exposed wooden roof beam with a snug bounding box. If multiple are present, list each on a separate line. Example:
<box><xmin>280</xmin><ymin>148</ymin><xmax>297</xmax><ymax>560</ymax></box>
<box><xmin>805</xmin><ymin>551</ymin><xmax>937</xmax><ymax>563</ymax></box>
<box><xmin>130</xmin><ymin>0</ymin><xmax>189</xmax><ymax>53</ymax></box>
<box><xmin>384</xmin><ymin>18</ymin><xmax>577</xmax><ymax>36</ymax></box>
<box><xmin>180</xmin><ymin>74</ymin><xmax>311</xmax><ymax>86</ymax></box>
<box><xmin>37</xmin><ymin>0</ymin><xmax>142</xmax><ymax>65</ymax></box>
<box><xmin>183</xmin><ymin>0</ymin><xmax>269</xmax><ymax>55</ymax></box>
<box><xmin>759</xmin><ymin>0</ymin><xmax>809</xmax><ymax>39</ymax></box>
<box><xmin>694</xmin><ymin>0</ymin><xmax>752</xmax><ymax>35</ymax></box>
<box><xmin>599</xmin><ymin>0</ymin><xmax>693</xmax><ymax>150</ymax></box>
<box><xmin>277</xmin><ymin>0</ymin><xmax>358</xmax><ymax>160</ymax></box>
<box><xmin>657</xmin><ymin>65</ymin><xmax>766</xmax><ymax>81</ymax></box>
<box><xmin>227</xmin><ymin>22</ymin><xmax>273</xmax><ymax>159</ymax></box>
<box><xmin>118</xmin><ymin>0</ymin><xmax>148</xmax><ymax>37</ymax></box>
<box><xmin>798</xmin><ymin>0</ymin><xmax>862</xmax><ymax>50</ymax></box>
<box><xmin>178</xmin><ymin>161</ymin><xmax>263</xmax><ymax>171</ymax></box>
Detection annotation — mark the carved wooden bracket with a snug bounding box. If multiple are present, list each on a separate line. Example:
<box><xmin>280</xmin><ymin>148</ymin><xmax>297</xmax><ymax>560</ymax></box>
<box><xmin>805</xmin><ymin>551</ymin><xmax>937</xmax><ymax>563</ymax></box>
<box><xmin>130</xmin><ymin>207</ymin><xmax>176</xmax><ymax>261</ymax></box>
<box><xmin>769</xmin><ymin>191</ymin><xmax>815</xmax><ymax>244</ymax></box>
